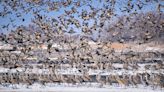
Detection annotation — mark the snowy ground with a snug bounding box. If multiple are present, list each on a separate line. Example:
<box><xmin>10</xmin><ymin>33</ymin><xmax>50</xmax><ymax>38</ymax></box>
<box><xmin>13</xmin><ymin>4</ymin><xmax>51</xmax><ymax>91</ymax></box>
<box><xmin>0</xmin><ymin>83</ymin><xmax>164</xmax><ymax>92</ymax></box>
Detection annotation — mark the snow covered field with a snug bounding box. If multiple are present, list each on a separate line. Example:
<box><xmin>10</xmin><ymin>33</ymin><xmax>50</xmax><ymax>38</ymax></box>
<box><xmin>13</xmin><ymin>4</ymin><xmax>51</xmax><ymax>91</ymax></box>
<box><xmin>0</xmin><ymin>83</ymin><xmax>164</xmax><ymax>92</ymax></box>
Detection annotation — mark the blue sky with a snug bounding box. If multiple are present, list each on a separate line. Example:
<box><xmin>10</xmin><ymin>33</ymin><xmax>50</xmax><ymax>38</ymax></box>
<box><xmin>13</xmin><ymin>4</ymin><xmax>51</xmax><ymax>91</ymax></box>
<box><xmin>0</xmin><ymin>0</ymin><xmax>163</xmax><ymax>34</ymax></box>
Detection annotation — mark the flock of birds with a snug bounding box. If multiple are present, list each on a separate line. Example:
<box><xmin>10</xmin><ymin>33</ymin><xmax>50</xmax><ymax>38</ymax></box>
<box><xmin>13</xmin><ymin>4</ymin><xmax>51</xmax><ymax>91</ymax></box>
<box><xmin>0</xmin><ymin>26</ymin><xmax>164</xmax><ymax>89</ymax></box>
<box><xmin>0</xmin><ymin>0</ymin><xmax>164</xmax><ymax>90</ymax></box>
<box><xmin>0</xmin><ymin>0</ymin><xmax>163</xmax><ymax>34</ymax></box>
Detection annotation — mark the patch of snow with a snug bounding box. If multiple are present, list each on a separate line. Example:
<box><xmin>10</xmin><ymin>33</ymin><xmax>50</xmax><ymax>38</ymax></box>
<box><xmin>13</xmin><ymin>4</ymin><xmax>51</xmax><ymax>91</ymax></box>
<box><xmin>0</xmin><ymin>83</ymin><xmax>163</xmax><ymax>92</ymax></box>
